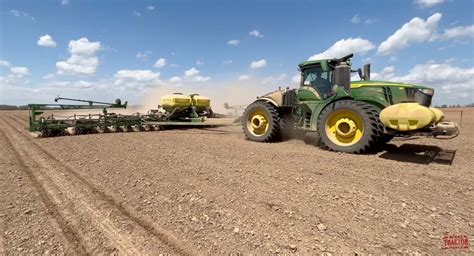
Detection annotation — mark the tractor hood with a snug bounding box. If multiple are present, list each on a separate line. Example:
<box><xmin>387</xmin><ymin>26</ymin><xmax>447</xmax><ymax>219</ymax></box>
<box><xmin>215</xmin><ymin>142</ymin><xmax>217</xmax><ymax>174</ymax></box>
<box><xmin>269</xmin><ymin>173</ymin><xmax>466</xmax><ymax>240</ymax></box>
<box><xmin>351</xmin><ymin>80</ymin><xmax>432</xmax><ymax>90</ymax></box>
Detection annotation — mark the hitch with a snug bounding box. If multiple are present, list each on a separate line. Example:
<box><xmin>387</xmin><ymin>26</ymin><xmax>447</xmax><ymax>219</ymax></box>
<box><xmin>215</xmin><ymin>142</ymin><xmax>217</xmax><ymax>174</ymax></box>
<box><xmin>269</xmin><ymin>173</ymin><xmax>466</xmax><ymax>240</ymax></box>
<box><xmin>433</xmin><ymin>121</ymin><xmax>460</xmax><ymax>139</ymax></box>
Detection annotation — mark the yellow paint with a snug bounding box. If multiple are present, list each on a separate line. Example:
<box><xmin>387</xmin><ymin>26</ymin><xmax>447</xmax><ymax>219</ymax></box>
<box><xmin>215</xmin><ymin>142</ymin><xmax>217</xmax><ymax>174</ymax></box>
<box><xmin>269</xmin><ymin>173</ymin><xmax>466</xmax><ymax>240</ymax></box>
<box><xmin>351</xmin><ymin>83</ymin><xmax>413</xmax><ymax>88</ymax></box>
<box><xmin>192</xmin><ymin>95</ymin><xmax>211</xmax><ymax>108</ymax></box>
<box><xmin>325</xmin><ymin>110</ymin><xmax>364</xmax><ymax>146</ymax></box>
<box><xmin>161</xmin><ymin>94</ymin><xmax>192</xmax><ymax>108</ymax></box>
<box><xmin>429</xmin><ymin>107</ymin><xmax>444</xmax><ymax>123</ymax></box>
<box><xmin>246</xmin><ymin>110</ymin><xmax>270</xmax><ymax>136</ymax></box>
<box><xmin>161</xmin><ymin>94</ymin><xmax>211</xmax><ymax>110</ymax></box>
<box><xmin>380</xmin><ymin>103</ymin><xmax>442</xmax><ymax>131</ymax></box>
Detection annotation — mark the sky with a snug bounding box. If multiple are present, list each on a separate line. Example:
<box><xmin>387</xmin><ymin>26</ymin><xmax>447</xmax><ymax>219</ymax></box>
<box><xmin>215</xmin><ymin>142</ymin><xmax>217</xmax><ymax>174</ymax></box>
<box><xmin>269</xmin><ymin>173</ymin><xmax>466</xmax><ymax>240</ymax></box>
<box><xmin>0</xmin><ymin>0</ymin><xmax>473</xmax><ymax>108</ymax></box>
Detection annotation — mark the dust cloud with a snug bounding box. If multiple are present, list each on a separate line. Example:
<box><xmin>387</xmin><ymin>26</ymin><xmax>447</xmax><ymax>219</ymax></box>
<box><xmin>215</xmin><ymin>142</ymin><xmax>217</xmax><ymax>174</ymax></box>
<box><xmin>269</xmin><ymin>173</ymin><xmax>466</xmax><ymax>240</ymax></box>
<box><xmin>140</xmin><ymin>79</ymin><xmax>281</xmax><ymax>115</ymax></box>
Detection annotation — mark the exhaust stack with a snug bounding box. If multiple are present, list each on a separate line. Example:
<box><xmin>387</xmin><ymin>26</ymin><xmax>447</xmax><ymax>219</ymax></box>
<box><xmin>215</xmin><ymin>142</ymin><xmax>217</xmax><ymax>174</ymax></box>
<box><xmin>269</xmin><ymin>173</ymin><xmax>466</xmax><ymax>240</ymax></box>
<box><xmin>363</xmin><ymin>64</ymin><xmax>371</xmax><ymax>81</ymax></box>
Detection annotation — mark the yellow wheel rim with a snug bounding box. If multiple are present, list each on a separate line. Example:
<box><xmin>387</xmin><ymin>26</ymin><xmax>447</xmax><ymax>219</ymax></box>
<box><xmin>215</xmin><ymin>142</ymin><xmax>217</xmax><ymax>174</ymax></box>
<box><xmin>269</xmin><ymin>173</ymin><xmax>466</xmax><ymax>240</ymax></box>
<box><xmin>246</xmin><ymin>109</ymin><xmax>270</xmax><ymax>136</ymax></box>
<box><xmin>325</xmin><ymin>109</ymin><xmax>364</xmax><ymax>146</ymax></box>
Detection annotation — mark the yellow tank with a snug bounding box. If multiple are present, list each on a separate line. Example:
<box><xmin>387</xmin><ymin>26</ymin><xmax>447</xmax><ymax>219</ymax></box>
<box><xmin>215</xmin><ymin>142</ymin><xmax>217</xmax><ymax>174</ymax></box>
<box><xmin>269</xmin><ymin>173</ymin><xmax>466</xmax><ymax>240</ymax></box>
<box><xmin>380</xmin><ymin>103</ymin><xmax>444</xmax><ymax>131</ymax></box>
<box><xmin>160</xmin><ymin>93</ymin><xmax>191</xmax><ymax>109</ymax></box>
<box><xmin>192</xmin><ymin>95</ymin><xmax>211</xmax><ymax>110</ymax></box>
<box><xmin>429</xmin><ymin>107</ymin><xmax>444</xmax><ymax>123</ymax></box>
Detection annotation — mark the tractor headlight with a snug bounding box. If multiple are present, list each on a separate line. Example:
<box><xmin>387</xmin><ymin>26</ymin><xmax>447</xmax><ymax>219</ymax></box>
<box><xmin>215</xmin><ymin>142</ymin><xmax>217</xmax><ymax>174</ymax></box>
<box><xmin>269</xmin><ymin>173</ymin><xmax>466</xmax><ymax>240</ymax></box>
<box><xmin>420</xmin><ymin>88</ymin><xmax>434</xmax><ymax>95</ymax></box>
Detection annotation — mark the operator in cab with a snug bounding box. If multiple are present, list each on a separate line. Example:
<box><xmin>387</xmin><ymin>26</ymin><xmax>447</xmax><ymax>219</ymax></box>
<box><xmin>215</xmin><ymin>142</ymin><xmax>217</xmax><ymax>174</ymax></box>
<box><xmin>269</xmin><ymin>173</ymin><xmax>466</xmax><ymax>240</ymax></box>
<box><xmin>303</xmin><ymin>67</ymin><xmax>333</xmax><ymax>98</ymax></box>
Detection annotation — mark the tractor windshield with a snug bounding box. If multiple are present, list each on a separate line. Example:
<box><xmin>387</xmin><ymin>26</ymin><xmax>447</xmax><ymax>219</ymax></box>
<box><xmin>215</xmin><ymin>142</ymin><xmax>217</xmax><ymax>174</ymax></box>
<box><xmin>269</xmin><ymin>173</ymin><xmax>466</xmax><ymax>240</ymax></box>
<box><xmin>302</xmin><ymin>66</ymin><xmax>333</xmax><ymax>98</ymax></box>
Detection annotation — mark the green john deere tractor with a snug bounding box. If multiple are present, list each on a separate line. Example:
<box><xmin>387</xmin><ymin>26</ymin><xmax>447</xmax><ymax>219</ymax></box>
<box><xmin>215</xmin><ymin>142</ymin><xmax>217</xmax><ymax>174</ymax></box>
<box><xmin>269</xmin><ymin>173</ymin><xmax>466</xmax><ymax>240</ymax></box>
<box><xmin>243</xmin><ymin>53</ymin><xmax>459</xmax><ymax>153</ymax></box>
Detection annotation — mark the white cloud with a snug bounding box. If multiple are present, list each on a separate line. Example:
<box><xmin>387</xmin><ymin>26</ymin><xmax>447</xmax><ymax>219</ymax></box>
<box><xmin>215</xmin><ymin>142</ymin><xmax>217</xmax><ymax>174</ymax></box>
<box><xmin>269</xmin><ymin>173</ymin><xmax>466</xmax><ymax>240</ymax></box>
<box><xmin>309</xmin><ymin>37</ymin><xmax>375</xmax><ymax>60</ymax></box>
<box><xmin>223</xmin><ymin>60</ymin><xmax>233</xmax><ymax>64</ymax></box>
<box><xmin>227</xmin><ymin>39</ymin><xmax>240</xmax><ymax>46</ymax></box>
<box><xmin>153</xmin><ymin>58</ymin><xmax>167</xmax><ymax>68</ymax></box>
<box><xmin>351</xmin><ymin>14</ymin><xmax>375</xmax><ymax>24</ymax></box>
<box><xmin>377</xmin><ymin>13</ymin><xmax>442</xmax><ymax>56</ymax></box>
<box><xmin>114</xmin><ymin>69</ymin><xmax>162</xmax><ymax>88</ymax></box>
<box><xmin>43</xmin><ymin>73</ymin><xmax>55</xmax><ymax>79</ymax></box>
<box><xmin>414</xmin><ymin>0</ymin><xmax>444</xmax><ymax>8</ymax></box>
<box><xmin>10</xmin><ymin>66</ymin><xmax>29</xmax><ymax>77</ymax></box>
<box><xmin>371</xmin><ymin>66</ymin><xmax>396</xmax><ymax>80</ymax></box>
<box><xmin>26</xmin><ymin>80</ymin><xmax>106</xmax><ymax>95</ymax></box>
<box><xmin>0</xmin><ymin>60</ymin><xmax>11</xmax><ymax>67</ymax></box>
<box><xmin>192</xmin><ymin>76</ymin><xmax>210</xmax><ymax>82</ymax></box>
<box><xmin>250</xmin><ymin>59</ymin><xmax>267</xmax><ymax>69</ymax></box>
<box><xmin>56</xmin><ymin>55</ymin><xmax>99</xmax><ymax>75</ymax></box>
<box><xmin>56</xmin><ymin>37</ymin><xmax>101</xmax><ymax>75</ymax></box>
<box><xmin>239</xmin><ymin>75</ymin><xmax>249</xmax><ymax>81</ymax></box>
<box><xmin>136</xmin><ymin>51</ymin><xmax>151</xmax><ymax>61</ymax></box>
<box><xmin>37</xmin><ymin>34</ymin><xmax>57</xmax><ymax>47</ymax></box>
<box><xmin>184</xmin><ymin>67</ymin><xmax>200</xmax><ymax>77</ymax></box>
<box><xmin>9</xmin><ymin>10</ymin><xmax>34</xmax><ymax>20</ymax></box>
<box><xmin>115</xmin><ymin>69</ymin><xmax>160</xmax><ymax>81</ymax></box>
<box><xmin>133</xmin><ymin>10</ymin><xmax>141</xmax><ymax>17</ymax></box>
<box><xmin>71</xmin><ymin>80</ymin><xmax>91</xmax><ymax>89</ymax></box>
<box><xmin>249</xmin><ymin>30</ymin><xmax>263</xmax><ymax>38</ymax></box>
<box><xmin>196</xmin><ymin>59</ymin><xmax>204</xmax><ymax>65</ymax></box>
<box><xmin>351</xmin><ymin>15</ymin><xmax>361</xmax><ymax>23</ymax></box>
<box><xmin>438</xmin><ymin>25</ymin><xmax>474</xmax><ymax>40</ymax></box>
<box><xmin>168</xmin><ymin>76</ymin><xmax>182</xmax><ymax>83</ymax></box>
<box><xmin>0</xmin><ymin>64</ymin><xmax>31</xmax><ymax>89</ymax></box>
<box><xmin>147</xmin><ymin>5</ymin><xmax>155</xmax><ymax>10</ymax></box>
<box><xmin>164</xmin><ymin>68</ymin><xmax>211</xmax><ymax>83</ymax></box>
<box><xmin>68</xmin><ymin>37</ymin><xmax>101</xmax><ymax>55</ymax></box>
<box><xmin>61</xmin><ymin>0</ymin><xmax>70</xmax><ymax>5</ymax></box>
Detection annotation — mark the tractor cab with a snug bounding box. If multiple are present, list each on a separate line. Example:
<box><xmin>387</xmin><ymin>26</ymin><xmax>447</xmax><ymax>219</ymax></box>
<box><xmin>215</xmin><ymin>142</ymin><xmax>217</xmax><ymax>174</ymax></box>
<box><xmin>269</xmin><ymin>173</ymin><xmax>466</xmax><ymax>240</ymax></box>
<box><xmin>297</xmin><ymin>53</ymin><xmax>371</xmax><ymax>100</ymax></box>
<box><xmin>299</xmin><ymin>61</ymin><xmax>335</xmax><ymax>98</ymax></box>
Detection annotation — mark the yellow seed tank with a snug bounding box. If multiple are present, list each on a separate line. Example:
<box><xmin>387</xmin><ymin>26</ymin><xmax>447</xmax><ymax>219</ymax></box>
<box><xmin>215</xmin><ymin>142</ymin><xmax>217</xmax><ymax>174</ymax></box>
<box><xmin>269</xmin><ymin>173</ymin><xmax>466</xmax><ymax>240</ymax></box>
<box><xmin>379</xmin><ymin>102</ymin><xmax>444</xmax><ymax>131</ymax></box>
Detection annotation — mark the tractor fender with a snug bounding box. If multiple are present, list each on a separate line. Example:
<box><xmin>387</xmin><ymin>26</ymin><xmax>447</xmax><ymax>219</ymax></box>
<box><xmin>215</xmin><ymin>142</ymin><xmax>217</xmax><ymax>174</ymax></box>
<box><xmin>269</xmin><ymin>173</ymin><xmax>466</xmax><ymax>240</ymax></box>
<box><xmin>256</xmin><ymin>97</ymin><xmax>279</xmax><ymax>107</ymax></box>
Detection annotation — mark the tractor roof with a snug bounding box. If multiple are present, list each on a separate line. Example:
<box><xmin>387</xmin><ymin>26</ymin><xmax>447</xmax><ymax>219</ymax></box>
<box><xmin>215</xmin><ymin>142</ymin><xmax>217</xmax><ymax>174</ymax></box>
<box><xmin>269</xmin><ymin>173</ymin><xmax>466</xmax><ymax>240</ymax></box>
<box><xmin>298</xmin><ymin>59</ymin><xmax>334</xmax><ymax>69</ymax></box>
<box><xmin>299</xmin><ymin>54</ymin><xmax>354</xmax><ymax>70</ymax></box>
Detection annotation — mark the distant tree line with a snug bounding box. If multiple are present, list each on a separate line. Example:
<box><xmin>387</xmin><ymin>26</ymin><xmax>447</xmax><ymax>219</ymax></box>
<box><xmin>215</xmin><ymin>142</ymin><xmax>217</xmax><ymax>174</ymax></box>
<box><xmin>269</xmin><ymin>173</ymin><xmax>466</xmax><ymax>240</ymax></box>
<box><xmin>433</xmin><ymin>103</ymin><xmax>474</xmax><ymax>108</ymax></box>
<box><xmin>0</xmin><ymin>105</ymin><xmax>30</xmax><ymax>110</ymax></box>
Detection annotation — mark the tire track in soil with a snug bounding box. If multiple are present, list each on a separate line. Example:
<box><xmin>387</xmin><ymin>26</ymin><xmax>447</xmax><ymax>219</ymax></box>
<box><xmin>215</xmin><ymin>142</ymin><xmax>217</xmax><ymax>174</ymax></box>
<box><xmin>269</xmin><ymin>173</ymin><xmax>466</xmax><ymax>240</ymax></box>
<box><xmin>2</xmin><ymin>114</ymin><xmax>195</xmax><ymax>255</ymax></box>
<box><xmin>0</xmin><ymin>216</ymin><xmax>5</xmax><ymax>256</ymax></box>
<box><xmin>0</xmin><ymin>129</ymin><xmax>86</xmax><ymax>254</ymax></box>
<box><xmin>9</xmin><ymin>114</ymin><xmax>27</xmax><ymax>125</ymax></box>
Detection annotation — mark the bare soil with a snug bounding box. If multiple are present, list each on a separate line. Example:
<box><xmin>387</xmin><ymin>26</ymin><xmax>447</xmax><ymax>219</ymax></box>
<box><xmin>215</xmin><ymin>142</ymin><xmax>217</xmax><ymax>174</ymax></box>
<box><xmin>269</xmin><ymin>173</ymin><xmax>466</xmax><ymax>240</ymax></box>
<box><xmin>1</xmin><ymin>109</ymin><xmax>473</xmax><ymax>255</ymax></box>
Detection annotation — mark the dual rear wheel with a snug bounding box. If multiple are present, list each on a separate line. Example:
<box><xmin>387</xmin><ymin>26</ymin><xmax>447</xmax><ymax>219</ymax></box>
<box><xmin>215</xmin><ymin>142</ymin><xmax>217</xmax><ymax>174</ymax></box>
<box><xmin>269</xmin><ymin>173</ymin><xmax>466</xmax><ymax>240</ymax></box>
<box><xmin>317</xmin><ymin>100</ymin><xmax>385</xmax><ymax>153</ymax></box>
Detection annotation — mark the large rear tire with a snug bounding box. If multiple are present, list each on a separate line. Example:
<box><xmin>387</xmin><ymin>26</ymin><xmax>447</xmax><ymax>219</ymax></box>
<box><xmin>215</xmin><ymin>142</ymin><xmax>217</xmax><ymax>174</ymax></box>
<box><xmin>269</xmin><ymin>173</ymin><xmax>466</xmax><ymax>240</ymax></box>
<box><xmin>318</xmin><ymin>100</ymin><xmax>384</xmax><ymax>154</ymax></box>
<box><xmin>243</xmin><ymin>101</ymin><xmax>282</xmax><ymax>142</ymax></box>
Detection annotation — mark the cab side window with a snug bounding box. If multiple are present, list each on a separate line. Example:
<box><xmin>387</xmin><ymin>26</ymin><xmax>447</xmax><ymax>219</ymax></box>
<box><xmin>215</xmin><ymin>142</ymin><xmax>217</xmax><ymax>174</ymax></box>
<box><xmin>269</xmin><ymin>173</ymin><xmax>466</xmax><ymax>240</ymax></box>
<box><xmin>303</xmin><ymin>67</ymin><xmax>333</xmax><ymax>97</ymax></box>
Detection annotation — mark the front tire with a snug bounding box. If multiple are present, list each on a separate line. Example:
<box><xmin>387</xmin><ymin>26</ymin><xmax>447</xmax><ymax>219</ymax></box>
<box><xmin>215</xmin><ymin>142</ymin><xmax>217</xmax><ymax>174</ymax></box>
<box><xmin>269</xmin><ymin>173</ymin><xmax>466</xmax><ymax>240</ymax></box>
<box><xmin>243</xmin><ymin>101</ymin><xmax>282</xmax><ymax>142</ymax></box>
<box><xmin>318</xmin><ymin>100</ymin><xmax>384</xmax><ymax>153</ymax></box>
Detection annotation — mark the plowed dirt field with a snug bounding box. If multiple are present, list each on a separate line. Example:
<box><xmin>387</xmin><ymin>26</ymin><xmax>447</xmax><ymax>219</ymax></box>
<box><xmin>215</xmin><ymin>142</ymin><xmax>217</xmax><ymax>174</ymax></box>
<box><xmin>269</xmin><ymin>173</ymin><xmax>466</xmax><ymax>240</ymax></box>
<box><xmin>1</xmin><ymin>109</ymin><xmax>473</xmax><ymax>254</ymax></box>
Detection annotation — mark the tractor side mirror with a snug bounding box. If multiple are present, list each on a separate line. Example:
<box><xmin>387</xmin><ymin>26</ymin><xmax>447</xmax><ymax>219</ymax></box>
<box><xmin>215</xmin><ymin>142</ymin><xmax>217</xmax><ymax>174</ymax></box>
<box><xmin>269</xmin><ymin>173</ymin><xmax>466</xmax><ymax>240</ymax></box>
<box><xmin>358</xmin><ymin>68</ymin><xmax>363</xmax><ymax>80</ymax></box>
